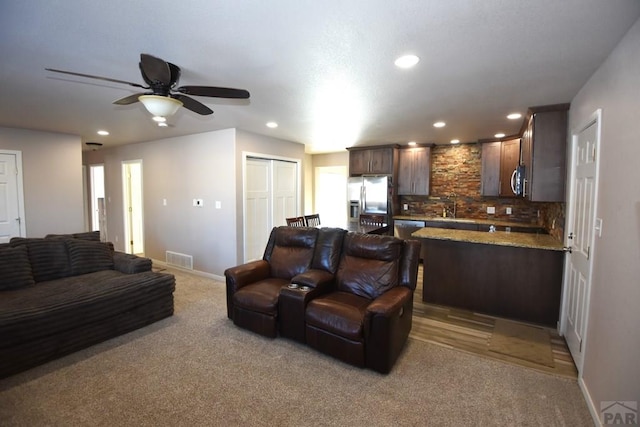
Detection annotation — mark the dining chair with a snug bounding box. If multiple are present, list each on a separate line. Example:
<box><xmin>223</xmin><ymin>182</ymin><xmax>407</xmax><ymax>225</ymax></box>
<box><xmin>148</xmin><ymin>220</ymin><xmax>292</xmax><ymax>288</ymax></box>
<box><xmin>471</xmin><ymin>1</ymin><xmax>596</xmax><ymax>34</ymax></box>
<box><xmin>286</xmin><ymin>216</ymin><xmax>306</xmax><ymax>227</ymax></box>
<box><xmin>359</xmin><ymin>213</ymin><xmax>385</xmax><ymax>227</ymax></box>
<box><xmin>304</xmin><ymin>214</ymin><xmax>321</xmax><ymax>227</ymax></box>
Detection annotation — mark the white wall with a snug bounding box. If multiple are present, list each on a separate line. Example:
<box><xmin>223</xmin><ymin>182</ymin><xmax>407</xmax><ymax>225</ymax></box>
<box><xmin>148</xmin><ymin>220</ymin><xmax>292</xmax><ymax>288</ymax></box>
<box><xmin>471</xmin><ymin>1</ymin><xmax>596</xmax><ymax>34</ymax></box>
<box><xmin>0</xmin><ymin>127</ymin><xmax>83</xmax><ymax>237</ymax></box>
<box><xmin>83</xmin><ymin>128</ymin><xmax>305</xmax><ymax>276</ymax></box>
<box><xmin>84</xmin><ymin>129</ymin><xmax>237</xmax><ymax>277</ymax></box>
<box><xmin>569</xmin><ymin>16</ymin><xmax>640</xmax><ymax>411</ymax></box>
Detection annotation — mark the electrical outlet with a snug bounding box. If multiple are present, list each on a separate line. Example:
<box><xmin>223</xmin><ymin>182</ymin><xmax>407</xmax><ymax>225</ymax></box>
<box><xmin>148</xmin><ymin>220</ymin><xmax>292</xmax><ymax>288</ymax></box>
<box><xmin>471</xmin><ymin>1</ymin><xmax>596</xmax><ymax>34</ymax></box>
<box><xmin>163</xmin><ymin>198</ymin><xmax>167</xmax><ymax>206</ymax></box>
<box><xmin>506</xmin><ymin>207</ymin><xmax>512</xmax><ymax>215</ymax></box>
<box><xmin>403</xmin><ymin>203</ymin><xmax>409</xmax><ymax>211</ymax></box>
<box><xmin>487</xmin><ymin>206</ymin><xmax>495</xmax><ymax>214</ymax></box>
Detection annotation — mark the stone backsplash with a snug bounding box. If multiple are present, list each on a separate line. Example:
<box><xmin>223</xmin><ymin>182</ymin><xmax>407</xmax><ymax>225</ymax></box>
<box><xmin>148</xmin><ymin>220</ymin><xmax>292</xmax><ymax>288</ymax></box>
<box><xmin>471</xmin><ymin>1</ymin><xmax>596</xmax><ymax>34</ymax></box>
<box><xmin>398</xmin><ymin>143</ymin><xmax>565</xmax><ymax>239</ymax></box>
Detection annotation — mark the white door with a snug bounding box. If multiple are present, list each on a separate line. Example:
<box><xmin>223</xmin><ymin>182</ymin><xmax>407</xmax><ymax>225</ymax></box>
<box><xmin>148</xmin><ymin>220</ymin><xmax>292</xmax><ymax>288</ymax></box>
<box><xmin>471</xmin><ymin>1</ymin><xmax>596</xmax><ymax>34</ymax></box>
<box><xmin>273</xmin><ymin>161</ymin><xmax>298</xmax><ymax>227</ymax></box>
<box><xmin>0</xmin><ymin>152</ymin><xmax>25</xmax><ymax>243</ymax></box>
<box><xmin>123</xmin><ymin>161</ymin><xmax>144</xmax><ymax>255</ymax></box>
<box><xmin>244</xmin><ymin>157</ymin><xmax>299</xmax><ymax>262</ymax></box>
<box><xmin>561</xmin><ymin>115</ymin><xmax>600</xmax><ymax>372</ymax></box>
<box><xmin>245</xmin><ymin>158</ymin><xmax>272</xmax><ymax>262</ymax></box>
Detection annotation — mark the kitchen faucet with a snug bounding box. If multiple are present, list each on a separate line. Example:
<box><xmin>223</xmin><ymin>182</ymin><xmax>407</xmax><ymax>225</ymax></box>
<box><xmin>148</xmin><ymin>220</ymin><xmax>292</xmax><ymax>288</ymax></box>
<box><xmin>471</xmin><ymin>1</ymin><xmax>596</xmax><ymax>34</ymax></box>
<box><xmin>448</xmin><ymin>192</ymin><xmax>457</xmax><ymax>218</ymax></box>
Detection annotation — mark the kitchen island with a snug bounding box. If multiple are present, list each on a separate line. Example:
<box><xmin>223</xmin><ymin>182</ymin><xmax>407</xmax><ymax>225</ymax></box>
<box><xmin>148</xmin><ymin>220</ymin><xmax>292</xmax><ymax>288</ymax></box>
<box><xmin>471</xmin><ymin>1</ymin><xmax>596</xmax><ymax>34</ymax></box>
<box><xmin>412</xmin><ymin>227</ymin><xmax>564</xmax><ymax>326</ymax></box>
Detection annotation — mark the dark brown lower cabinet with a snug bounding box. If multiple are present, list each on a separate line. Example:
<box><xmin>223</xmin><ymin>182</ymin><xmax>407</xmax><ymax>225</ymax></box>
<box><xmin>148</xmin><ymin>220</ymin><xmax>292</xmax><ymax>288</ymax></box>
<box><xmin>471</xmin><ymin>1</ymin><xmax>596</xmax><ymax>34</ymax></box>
<box><xmin>421</xmin><ymin>238</ymin><xmax>563</xmax><ymax>326</ymax></box>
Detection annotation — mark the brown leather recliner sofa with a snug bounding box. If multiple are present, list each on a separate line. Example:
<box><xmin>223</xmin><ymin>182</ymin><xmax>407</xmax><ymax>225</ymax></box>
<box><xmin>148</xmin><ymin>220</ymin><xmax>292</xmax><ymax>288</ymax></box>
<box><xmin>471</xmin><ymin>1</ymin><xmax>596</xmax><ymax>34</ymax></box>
<box><xmin>224</xmin><ymin>226</ymin><xmax>420</xmax><ymax>373</ymax></box>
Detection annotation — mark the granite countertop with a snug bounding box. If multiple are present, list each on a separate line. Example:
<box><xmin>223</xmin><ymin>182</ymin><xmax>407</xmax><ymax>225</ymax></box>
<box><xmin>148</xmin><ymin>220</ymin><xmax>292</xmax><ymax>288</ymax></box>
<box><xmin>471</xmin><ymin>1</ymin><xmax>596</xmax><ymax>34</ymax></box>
<box><xmin>394</xmin><ymin>215</ymin><xmax>541</xmax><ymax>229</ymax></box>
<box><xmin>411</xmin><ymin>227</ymin><xmax>564</xmax><ymax>251</ymax></box>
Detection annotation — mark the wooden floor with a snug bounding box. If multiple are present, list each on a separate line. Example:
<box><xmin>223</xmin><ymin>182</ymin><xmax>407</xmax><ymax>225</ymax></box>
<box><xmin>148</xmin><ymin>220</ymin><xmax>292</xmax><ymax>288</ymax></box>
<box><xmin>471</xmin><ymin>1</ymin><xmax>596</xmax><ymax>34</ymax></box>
<box><xmin>411</xmin><ymin>265</ymin><xmax>578</xmax><ymax>379</ymax></box>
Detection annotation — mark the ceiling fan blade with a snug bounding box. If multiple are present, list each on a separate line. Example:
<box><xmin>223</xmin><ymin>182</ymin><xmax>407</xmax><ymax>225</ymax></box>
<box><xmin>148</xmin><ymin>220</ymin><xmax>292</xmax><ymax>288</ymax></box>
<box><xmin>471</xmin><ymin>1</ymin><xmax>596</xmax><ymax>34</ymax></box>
<box><xmin>45</xmin><ymin>68</ymin><xmax>147</xmax><ymax>89</ymax></box>
<box><xmin>140</xmin><ymin>54</ymin><xmax>171</xmax><ymax>85</ymax></box>
<box><xmin>113</xmin><ymin>93</ymin><xmax>147</xmax><ymax>105</ymax></box>
<box><xmin>174</xmin><ymin>94</ymin><xmax>213</xmax><ymax>115</ymax></box>
<box><xmin>176</xmin><ymin>85</ymin><xmax>250</xmax><ymax>99</ymax></box>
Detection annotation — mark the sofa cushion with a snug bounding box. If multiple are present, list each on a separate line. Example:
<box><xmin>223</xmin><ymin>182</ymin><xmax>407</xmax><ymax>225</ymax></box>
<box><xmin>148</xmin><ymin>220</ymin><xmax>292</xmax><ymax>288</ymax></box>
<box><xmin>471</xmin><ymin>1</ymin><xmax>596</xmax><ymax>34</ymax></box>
<box><xmin>66</xmin><ymin>239</ymin><xmax>114</xmax><ymax>276</ymax></box>
<box><xmin>336</xmin><ymin>233</ymin><xmax>402</xmax><ymax>299</ymax></box>
<box><xmin>45</xmin><ymin>231</ymin><xmax>101</xmax><ymax>241</ymax></box>
<box><xmin>10</xmin><ymin>238</ymin><xmax>71</xmax><ymax>283</ymax></box>
<box><xmin>232</xmin><ymin>278</ymin><xmax>289</xmax><ymax>316</ymax></box>
<box><xmin>305</xmin><ymin>291</ymin><xmax>371</xmax><ymax>341</ymax></box>
<box><xmin>0</xmin><ymin>245</ymin><xmax>35</xmax><ymax>290</ymax></box>
<box><xmin>267</xmin><ymin>227</ymin><xmax>318</xmax><ymax>279</ymax></box>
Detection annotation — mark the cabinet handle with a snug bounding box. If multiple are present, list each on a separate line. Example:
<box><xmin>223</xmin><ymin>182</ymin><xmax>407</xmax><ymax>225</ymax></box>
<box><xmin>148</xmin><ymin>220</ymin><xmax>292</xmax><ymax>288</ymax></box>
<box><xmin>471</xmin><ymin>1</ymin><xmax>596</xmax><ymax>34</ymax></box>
<box><xmin>523</xmin><ymin>178</ymin><xmax>527</xmax><ymax>197</ymax></box>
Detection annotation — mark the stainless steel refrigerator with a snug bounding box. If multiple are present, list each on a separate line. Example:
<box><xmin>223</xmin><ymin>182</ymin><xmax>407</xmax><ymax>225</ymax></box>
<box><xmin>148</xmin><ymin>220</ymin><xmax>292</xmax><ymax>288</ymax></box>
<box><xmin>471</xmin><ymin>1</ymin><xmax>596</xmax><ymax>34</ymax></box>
<box><xmin>347</xmin><ymin>176</ymin><xmax>390</xmax><ymax>222</ymax></box>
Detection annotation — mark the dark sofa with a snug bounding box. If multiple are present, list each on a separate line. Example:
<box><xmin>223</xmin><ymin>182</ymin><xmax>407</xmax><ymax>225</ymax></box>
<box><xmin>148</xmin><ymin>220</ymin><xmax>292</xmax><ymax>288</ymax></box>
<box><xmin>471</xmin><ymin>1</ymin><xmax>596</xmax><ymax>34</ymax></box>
<box><xmin>0</xmin><ymin>233</ymin><xmax>175</xmax><ymax>378</ymax></box>
<box><xmin>225</xmin><ymin>226</ymin><xmax>420</xmax><ymax>373</ymax></box>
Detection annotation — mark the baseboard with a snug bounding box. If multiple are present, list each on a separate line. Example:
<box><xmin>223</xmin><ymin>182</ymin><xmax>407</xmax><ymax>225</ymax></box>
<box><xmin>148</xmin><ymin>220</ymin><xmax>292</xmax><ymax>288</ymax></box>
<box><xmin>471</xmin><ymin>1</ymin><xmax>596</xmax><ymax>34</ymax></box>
<box><xmin>579</xmin><ymin>375</ymin><xmax>602</xmax><ymax>426</ymax></box>
<box><xmin>150</xmin><ymin>259</ymin><xmax>225</xmax><ymax>282</ymax></box>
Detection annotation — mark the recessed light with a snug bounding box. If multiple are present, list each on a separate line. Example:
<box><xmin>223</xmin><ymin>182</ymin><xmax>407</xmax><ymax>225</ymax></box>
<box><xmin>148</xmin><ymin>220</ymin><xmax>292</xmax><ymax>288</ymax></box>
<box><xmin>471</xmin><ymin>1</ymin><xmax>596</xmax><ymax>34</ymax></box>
<box><xmin>266</xmin><ymin>122</ymin><xmax>278</xmax><ymax>128</ymax></box>
<box><xmin>433</xmin><ymin>121</ymin><xmax>446</xmax><ymax>128</ymax></box>
<box><xmin>450</xmin><ymin>139</ymin><xmax>460</xmax><ymax>144</ymax></box>
<box><xmin>495</xmin><ymin>133</ymin><xmax>506</xmax><ymax>138</ymax></box>
<box><xmin>97</xmin><ymin>130</ymin><xmax>109</xmax><ymax>136</ymax></box>
<box><xmin>158</xmin><ymin>122</ymin><xmax>168</xmax><ymax>127</ymax></box>
<box><xmin>394</xmin><ymin>54</ymin><xmax>420</xmax><ymax>69</ymax></box>
<box><xmin>408</xmin><ymin>141</ymin><xmax>417</xmax><ymax>146</ymax></box>
<box><xmin>152</xmin><ymin>116</ymin><xmax>167</xmax><ymax>122</ymax></box>
<box><xmin>507</xmin><ymin>113</ymin><xmax>522</xmax><ymax>120</ymax></box>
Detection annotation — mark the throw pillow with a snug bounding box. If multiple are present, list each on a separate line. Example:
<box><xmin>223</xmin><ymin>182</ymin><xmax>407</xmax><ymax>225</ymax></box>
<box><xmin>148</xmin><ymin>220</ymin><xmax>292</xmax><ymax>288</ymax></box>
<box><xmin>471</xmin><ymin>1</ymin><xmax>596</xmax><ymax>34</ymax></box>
<box><xmin>0</xmin><ymin>245</ymin><xmax>35</xmax><ymax>290</ymax></box>
<box><xmin>11</xmin><ymin>238</ymin><xmax>71</xmax><ymax>282</ymax></box>
<box><xmin>67</xmin><ymin>239</ymin><xmax>114</xmax><ymax>276</ymax></box>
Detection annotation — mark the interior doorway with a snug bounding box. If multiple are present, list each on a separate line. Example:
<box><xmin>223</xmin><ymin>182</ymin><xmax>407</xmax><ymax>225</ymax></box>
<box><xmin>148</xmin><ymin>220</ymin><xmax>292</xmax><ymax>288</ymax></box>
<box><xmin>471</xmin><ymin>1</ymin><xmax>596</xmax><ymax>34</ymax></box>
<box><xmin>122</xmin><ymin>160</ymin><xmax>144</xmax><ymax>255</ymax></box>
<box><xmin>314</xmin><ymin>166</ymin><xmax>347</xmax><ymax>227</ymax></box>
<box><xmin>560</xmin><ymin>110</ymin><xmax>601</xmax><ymax>374</ymax></box>
<box><xmin>0</xmin><ymin>150</ymin><xmax>26</xmax><ymax>243</ymax></box>
<box><xmin>89</xmin><ymin>164</ymin><xmax>105</xmax><ymax>238</ymax></box>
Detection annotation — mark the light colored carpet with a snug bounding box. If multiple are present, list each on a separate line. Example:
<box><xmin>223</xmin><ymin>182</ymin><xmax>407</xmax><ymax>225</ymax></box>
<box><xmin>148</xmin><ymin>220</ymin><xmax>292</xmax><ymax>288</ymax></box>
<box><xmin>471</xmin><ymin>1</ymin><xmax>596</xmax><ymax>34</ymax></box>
<box><xmin>0</xmin><ymin>269</ymin><xmax>592</xmax><ymax>426</ymax></box>
<box><xmin>488</xmin><ymin>319</ymin><xmax>555</xmax><ymax>368</ymax></box>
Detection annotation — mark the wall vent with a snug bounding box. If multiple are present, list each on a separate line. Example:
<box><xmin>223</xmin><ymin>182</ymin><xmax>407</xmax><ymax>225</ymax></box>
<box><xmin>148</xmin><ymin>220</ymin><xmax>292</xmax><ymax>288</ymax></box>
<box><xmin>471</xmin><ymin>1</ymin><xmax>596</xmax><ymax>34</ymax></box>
<box><xmin>165</xmin><ymin>251</ymin><xmax>193</xmax><ymax>270</ymax></box>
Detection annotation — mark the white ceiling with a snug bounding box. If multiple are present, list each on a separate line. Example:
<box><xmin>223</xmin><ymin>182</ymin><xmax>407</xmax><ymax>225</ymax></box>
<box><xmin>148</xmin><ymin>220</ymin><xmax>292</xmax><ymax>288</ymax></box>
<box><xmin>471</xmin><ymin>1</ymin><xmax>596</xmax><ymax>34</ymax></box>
<box><xmin>1</xmin><ymin>1</ymin><xmax>639</xmax><ymax>154</ymax></box>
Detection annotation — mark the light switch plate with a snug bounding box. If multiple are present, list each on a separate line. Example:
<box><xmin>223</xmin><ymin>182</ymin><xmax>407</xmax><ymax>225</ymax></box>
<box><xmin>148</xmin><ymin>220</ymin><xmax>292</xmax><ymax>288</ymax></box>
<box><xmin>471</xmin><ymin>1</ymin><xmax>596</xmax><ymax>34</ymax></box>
<box><xmin>215</xmin><ymin>201</ymin><xmax>221</xmax><ymax>209</ymax></box>
<box><xmin>193</xmin><ymin>199</ymin><xmax>204</xmax><ymax>207</ymax></box>
<box><xmin>595</xmin><ymin>218</ymin><xmax>603</xmax><ymax>237</ymax></box>
<box><xmin>487</xmin><ymin>206</ymin><xmax>495</xmax><ymax>214</ymax></box>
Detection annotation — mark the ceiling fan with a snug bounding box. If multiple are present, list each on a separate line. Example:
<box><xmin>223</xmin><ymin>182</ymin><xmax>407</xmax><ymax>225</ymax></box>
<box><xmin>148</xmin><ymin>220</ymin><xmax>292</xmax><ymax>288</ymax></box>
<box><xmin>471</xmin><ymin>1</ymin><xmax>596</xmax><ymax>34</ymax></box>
<box><xmin>46</xmin><ymin>53</ymin><xmax>250</xmax><ymax>117</ymax></box>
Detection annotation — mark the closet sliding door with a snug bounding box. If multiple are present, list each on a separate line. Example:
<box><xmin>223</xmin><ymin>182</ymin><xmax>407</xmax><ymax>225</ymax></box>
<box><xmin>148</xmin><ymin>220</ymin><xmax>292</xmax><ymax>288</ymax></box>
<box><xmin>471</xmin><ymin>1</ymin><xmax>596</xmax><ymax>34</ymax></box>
<box><xmin>244</xmin><ymin>157</ymin><xmax>299</xmax><ymax>262</ymax></box>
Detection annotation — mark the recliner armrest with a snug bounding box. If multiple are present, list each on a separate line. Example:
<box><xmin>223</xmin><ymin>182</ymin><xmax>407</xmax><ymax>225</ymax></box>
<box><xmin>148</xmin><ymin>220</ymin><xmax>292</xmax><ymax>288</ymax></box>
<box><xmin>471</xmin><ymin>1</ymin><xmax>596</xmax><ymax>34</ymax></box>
<box><xmin>366</xmin><ymin>286</ymin><xmax>412</xmax><ymax>317</ymax></box>
<box><xmin>224</xmin><ymin>260</ymin><xmax>270</xmax><ymax>291</ymax></box>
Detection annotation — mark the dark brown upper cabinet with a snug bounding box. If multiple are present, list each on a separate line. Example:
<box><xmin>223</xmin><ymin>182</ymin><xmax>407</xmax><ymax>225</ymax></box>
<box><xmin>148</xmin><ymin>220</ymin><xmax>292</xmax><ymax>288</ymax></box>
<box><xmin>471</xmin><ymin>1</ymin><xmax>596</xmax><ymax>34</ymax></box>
<box><xmin>398</xmin><ymin>146</ymin><xmax>431</xmax><ymax>195</ymax></box>
<box><xmin>481</xmin><ymin>138</ymin><xmax>520</xmax><ymax>197</ymax></box>
<box><xmin>348</xmin><ymin>146</ymin><xmax>396</xmax><ymax>175</ymax></box>
<box><xmin>520</xmin><ymin>105</ymin><xmax>569</xmax><ymax>202</ymax></box>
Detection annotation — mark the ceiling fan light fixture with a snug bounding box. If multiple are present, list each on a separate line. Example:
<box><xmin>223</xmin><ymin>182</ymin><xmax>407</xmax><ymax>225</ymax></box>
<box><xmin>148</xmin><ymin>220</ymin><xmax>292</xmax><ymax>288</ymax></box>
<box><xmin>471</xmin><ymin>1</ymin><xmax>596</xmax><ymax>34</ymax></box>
<box><xmin>139</xmin><ymin>95</ymin><xmax>183</xmax><ymax>117</ymax></box>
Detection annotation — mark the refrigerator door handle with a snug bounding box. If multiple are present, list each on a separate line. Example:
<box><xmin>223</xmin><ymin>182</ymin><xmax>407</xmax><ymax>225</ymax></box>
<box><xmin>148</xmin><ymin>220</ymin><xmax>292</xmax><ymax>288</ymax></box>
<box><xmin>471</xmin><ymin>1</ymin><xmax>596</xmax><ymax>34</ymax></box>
<box><xmin>361</xmin><ymin>186</ymin><xmax>366</xmax><ymax>212</ymax></box>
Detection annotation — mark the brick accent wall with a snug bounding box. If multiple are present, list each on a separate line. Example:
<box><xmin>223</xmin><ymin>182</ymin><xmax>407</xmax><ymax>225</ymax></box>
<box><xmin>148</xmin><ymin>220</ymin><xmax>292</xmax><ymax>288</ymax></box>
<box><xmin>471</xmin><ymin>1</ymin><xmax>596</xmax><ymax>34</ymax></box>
<box><xmin>399</xmin><ymin>143</ymin><xmax>565</xmax><ymax>237</ymax></box>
